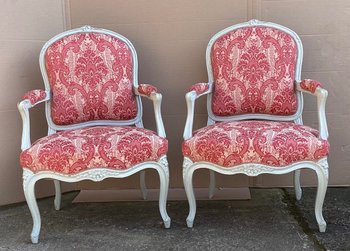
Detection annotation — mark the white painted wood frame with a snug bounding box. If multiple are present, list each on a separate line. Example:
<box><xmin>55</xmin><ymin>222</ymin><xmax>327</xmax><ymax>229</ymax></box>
<box><xmin>183</xmin><ymin>20</ymin><xmax>329</xmax><ymax>232</ymax></box>
<box><xmin>18</xmin><ymin>26</ymin><xmax>170</xmax><ymax>243</ymax></box>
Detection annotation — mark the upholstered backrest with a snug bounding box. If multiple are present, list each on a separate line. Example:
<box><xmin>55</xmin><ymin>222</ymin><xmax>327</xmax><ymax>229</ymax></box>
<box><xmin>44</xmin><ymin>30</ymin><xmax>138</xmax><ymax>126</ymax></box>
<box><xmin>209</xmin><ymin>24</ymin><xmax>299</xmax><ymax>117</ymax></box>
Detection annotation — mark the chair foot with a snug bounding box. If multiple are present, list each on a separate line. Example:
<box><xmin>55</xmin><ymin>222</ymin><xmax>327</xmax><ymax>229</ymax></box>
<box><xmin>186</xmin><ymin>218</ymin><xmax>194</xmax><ymax>228</ymax></box>
<box><xmin>183</xmin><ymin>158</ymin><xmax>197</xmax><ymax>229</ymax></box>
<box><xmin>157</xmin><ymin>157</ymin><xmax>171</xmax><ymax>229</ymax></box>
<box><xmin>31</xmin><ymin>234</ymin><xmax>39</xmax><ymax>244</ymax></box>
<box><xmin>54</xmin><ymin>199</ymin><xmax>61</xmax><ymax>211</ymax></box>
<box><xmin>295</xmin><ymin>187</ymin><xmax>302</xmax><ymax>201</ymax></box>
<box><xmin>23</xmin><ymin>170</ymin><xmax>42</xmax><ymax>244</ymax></box>
<box><xmin>163</xmin><ymin>218</ymin><xmax>171</xmax><ymax>228</ymax></box>
<box><xmin>314</xmin><ymin>159</ymin><xmax>329</xmax><ymax>233</ymax></box>
<box><xmin>318</xmin><ymin>222</ymin><xmax>327</xmax><ymax>232</ymax></box>
<box><xmin>294</xmin><ymin>170</ymin><xmax>302</xmax><ymax>200</ymax></box>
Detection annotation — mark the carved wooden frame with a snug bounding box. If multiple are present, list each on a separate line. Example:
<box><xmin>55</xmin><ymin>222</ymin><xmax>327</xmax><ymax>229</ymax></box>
<box><xmin>18</xmin><ymin>26</ymin><xmax>170</xmax><ymax>243</ymax></box>
<box><xmin>183</xmin><ymin>20</ymin><xmax>329</xmax><ymax>232</ymax></box>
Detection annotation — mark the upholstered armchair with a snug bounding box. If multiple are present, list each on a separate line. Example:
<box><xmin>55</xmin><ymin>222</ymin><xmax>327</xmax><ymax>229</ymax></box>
<box><xmin>182</xmin><ymin>20</ymin><xmax>329</xmax><ymax>232</ymax></box>
<box><xmin>18</xmin><ymin>26</ymin><xmax>170</xmax><ymax>243</ymax></box>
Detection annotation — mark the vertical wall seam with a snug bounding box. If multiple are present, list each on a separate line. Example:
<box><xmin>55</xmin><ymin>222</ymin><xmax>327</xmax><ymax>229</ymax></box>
<box><xmin>62</xmin><ymin>0</ymin><xmax>72</xmax><ymax>30</ymax></box>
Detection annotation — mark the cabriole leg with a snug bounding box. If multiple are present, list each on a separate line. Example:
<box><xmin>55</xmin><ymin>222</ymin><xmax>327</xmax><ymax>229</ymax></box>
<box><xmin>209</xmin><ymin>170</ymin><xmax>216</xmax><ymax>199</ymax></box>
<box><xmin>183</xmin><ymin>162</ymin><xmax>196</xmax><ymax>228</ymax></box>
<box><xmin>54</xmin><ymin>180</ymin><xmax>61</xmax><ymax>210</ymax></box>
<box><xmin>314</xmin><ymin>161</ymin><xmax>329</xmax><ymax>232</ymax></box>
<box><xmin>23</xmin><ymin>172</ymin><xmax>41</xmax><ymax>244</ymax></box>
<box><xmin>157</xmin><ymin>158</ymin><xmax>171</xmax><ymax>228</ymax></box>
<box><xmin>294</xmin><ymin>170</ymin><xmax>302</xmax><ymax>200</ymax></box>
<box><xmin>140</xmin><ymin>170</ymin><xmax>147</xmax><ymax>200</ymax></box>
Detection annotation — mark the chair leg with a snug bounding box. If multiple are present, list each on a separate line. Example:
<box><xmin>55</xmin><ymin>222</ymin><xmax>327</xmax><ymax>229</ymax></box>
<box><xmin>157</xmin><ymin>159</ymin><xmax>171</xmax><ymax>228</ymax></box>
<box><xmin>23</xmin><ymin>174</ymin><xmax>41</xmax><ymax>244</ymax></box>
<box><xmin>294</xmin><ymin>170</ymin><xmax>302</xmax><ymax>200</ymax></box>
<box><xmin>314</xmin><ymin>161</ymin><xmax>329</xmax><ymax>232</ymax></box>
<box><xmin>54</xmin><ymin>180</ymin><xmax>61</xmax><ymax>210</ymax></box>
<box><xmin>183</xmin><ymin>163</ymin><xmax>196</xmax><ymax>228</ymax></box>
<box><xmin>209</xmin><ymin>170</ymin><xmax>216</xmax><ymax>199</ymax></box>
<box><xmin>140</xmin><ymin>171</ymin><xmax>147</xmax><ymax>200</ymax></box>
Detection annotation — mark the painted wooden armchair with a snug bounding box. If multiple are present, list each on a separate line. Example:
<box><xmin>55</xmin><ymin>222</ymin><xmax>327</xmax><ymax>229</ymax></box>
<box><xmin>182</xmin><ymin>20</ymin><xmax>329</xmax><ymax>232</ymax></box>
<box><xmin>18</xmin><ymin>26</ymin><xmax>171</xmax><ymax>243</ymax></box>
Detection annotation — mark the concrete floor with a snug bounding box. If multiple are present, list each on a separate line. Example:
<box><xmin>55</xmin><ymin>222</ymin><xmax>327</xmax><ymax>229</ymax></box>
<box><xmin>0</xmin><ymin>188</ymin><xmax>349</xmax><ymax>251</ymax></box>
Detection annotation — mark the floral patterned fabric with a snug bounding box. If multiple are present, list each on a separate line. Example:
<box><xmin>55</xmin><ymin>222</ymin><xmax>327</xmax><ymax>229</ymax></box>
<box><xmin>45</xmin><ymin>32</ymin><xmax>138</xmax><ymax>125</ymax></box>
<box><xmin>189</xmin><ymin>83</ymin><xmax>210</xmax><ymax>95</ymax></box>
<box><xmin>138</xmin><ymin>84</ymin><xmax>157</xmax><ymax>97</ymax></box>
<box><xmin>20</xmin><ymin>126</ymin><xmax>168</xmax><ymax>174</ymax></box>
<box><xmin>23</xmin><ymin>89</ymin><xmax>47</xmax><ymax>105</ymax></box>
<box><xmin>211</xmin><ymin>27</ymin><xmax>298</xmax><ymax>116</ymax></box>
<box><xmin>300</xmin><ymin>79</ymin><xmax>322</xmax><ymax>93</ymax></box>
<box><xmin>182</xmin><ymin>121</ymin><xmax>329</xmax><ymax>167</ymax></box>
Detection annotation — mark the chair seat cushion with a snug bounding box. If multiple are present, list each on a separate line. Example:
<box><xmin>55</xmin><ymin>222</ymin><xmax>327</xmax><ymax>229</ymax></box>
<box><xmin>182</xmin><ymin>121</ymin><xmax>329</xmax><ymax>167</ymax></box>
<box><xmin>20</xmin><ymin>126</ymin><xmax>167</xmax><ymax>174</ymax></box>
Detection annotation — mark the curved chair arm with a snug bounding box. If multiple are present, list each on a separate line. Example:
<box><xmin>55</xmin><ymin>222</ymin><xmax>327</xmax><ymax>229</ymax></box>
<box><xmin>183</xmin><ymin>82</ymin><xmax>213</xmax><ymax>140</ymax></box>
<box><xmin>134</xmin><ymin>84</ymin><xmax>166</xmax><ymax>138</ymax></box>
<box><xmin>18</xmin><ymin>89</ymin><xmax>50</xmax><ymax>151</ymax></box>
<box><xmin>295</xmin><ymin>80</ymin><xmax>329</xmax><ymax>140</ymax></box>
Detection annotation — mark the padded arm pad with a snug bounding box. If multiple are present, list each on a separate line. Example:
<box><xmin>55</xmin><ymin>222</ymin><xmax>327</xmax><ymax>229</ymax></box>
<box><xmin>22</xmin><ymin>89</ymin><xmax>47</xmax><ymax>105</ymax></box>
<box><xmin>189</xmin><ymin>82</ymin><xmax>210</xmax><ymax>96</ymax></box>
<box><xmin>299</xmin><ymin>79</ymin><xmax>323</xmax><ymax>94</ymax></box>
<box><xmin>137</xmin><ymin>84</ymin><xmax>158</xmax><ymax>97</ymax></box>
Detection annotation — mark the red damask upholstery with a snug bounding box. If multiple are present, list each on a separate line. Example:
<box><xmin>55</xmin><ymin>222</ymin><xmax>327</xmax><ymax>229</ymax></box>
<box><xmin>211</xmin><ymin>27</ymin><xmax>298</xmax><ymax>116</ymax></box>
<box><xmin>20</xmin><ymin>126</ymin><xmax>167</xmax><ymax>174</ymax></box>
<box><xmin>23</xmin><ymin>89</ymin><xmax>47</xmax><ymax>105</ymax></box>
<box><xmin>300</xmin><ymin>79</ymin><xmax>322</xmax><ymax>93</ymax></box>
<box><xmin>19</xmin><ymin>27</ymin><xmax>171</xmax><ymax>242</ymax></box>
<box><xmin>183</xmin><ymin>21</ymin><xmax>330</xmax><ymax>232</ymax></box>
<box><xmin>183</xmin><ymin>121</ymin><xmax>329</xmax><ymax>167</ymax></box>
<box><xmin>189</xmin><ymin>83</ymin><xmax>210</xmax><ymax>96</ymax></box>
<box><xmin>45</xmin><ymin>33</ymin><xmax>138</xmax><ymax>125</ymax></box>
<box><xmin>138</xmin><ymin>84</ymin><xmax>158</xmax><ymax>97</ymax></box>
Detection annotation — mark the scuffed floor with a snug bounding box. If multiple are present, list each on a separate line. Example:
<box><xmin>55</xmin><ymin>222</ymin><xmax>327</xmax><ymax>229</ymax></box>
<box><xmin>0</xmin><ymin>188</ymin><xmax>349</xmax><ymax>251</ymax></box>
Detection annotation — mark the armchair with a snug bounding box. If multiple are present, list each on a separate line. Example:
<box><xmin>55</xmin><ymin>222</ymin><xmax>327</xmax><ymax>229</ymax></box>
<box><xmin>18</xmin><ymin>26</ymin><xmax>171</xmax><ymax>243</ymax></box>
<box><xmin>182</xmin><ymin>20</ymin><xmax>329</xmax><ymax>232</ymax></box>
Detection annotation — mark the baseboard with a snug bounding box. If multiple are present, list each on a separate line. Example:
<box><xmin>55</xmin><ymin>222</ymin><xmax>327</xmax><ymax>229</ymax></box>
<box><xmin>72</xmin><ymin>187</ymin><xmax>251</xmax><ymax>203</ymax></box>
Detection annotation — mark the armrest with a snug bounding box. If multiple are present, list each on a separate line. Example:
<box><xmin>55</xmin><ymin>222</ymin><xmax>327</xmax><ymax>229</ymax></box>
<box><xmin>298</xmin><ymin>79</ymin><xmax>322</xmax><ymax>94</ymax></box>
<box><xmin>18</xmin><ymin>89</ymin><xmax>50</xmax><ymax>150</ymax></box>
<box><xmin>295</xmin><ymin>80</ymin><xmax>328</xmax><ymax>140</ymax></box>
<box><xmin>22</xmin><ymin>89</ymin><xmax>48</xmax><ymax>106</ymax></box>
<box><xmin>183</xmin><ymin>82</ymin><xmax>213</xmax><ymax>140</ymax></box>
<box><xmin>137</xmin><ymin>84</ymin><xmax>158</xmax><ymax>97</ymax></box>
<box><xmin>189</xmin><ymin>82</ymin><xmax>211</xmax><ymax>97</ymax></box>
<box><xmin>134</xmin><ymin>84</ymin><xmax>166</xmax><ymax>138</ymax></box>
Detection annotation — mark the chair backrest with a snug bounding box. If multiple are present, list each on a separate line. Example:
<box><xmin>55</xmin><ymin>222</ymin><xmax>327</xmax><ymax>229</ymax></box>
<box><xmin>40</xmin><ymin>26</ymin><xmax>142</xmax><ymax>130</ymax></box>
<box><xmin>206</xmin><ymin>20</ymin><xmax>303</xmax><ymax>122</ymax></box>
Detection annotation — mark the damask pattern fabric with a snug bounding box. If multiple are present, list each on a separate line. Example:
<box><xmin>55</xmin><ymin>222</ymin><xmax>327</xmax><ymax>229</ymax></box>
<box><xmin>190</xmin><ymin>83</ymin><xmax>210</xmax><ymax>95</ymax></box>
<box><xmin>182</xmin><ymin>121</ymin><xmax>329</xmax><ymax>167</ymax></box>
<box><xmin>300</xmin><ymin>79</ymin><xmax>322</xmax><ymax>93</ymax></box>
<box><xmin>138</xmin><ymin>84</ymin><xmax>158</xmax><ymax>97</ymax></box>
<box><xmin>20</xmin><ymin>126</ymin><xmax>168</xmax><ymax>174</ymax></box>
<box><xmin>211</xmin><ymin>27</ymin><xmax>298</xmax><ymax>116</ymax></box>
<box><xmin>23</xmin><ymin>89</ymin><xmax>47</xmax><ymax>105</ymax></box>
<box><xmin>45</xmin><ymin>32</ymin><xmax>138</xmax><ymax>125</ymax></box>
